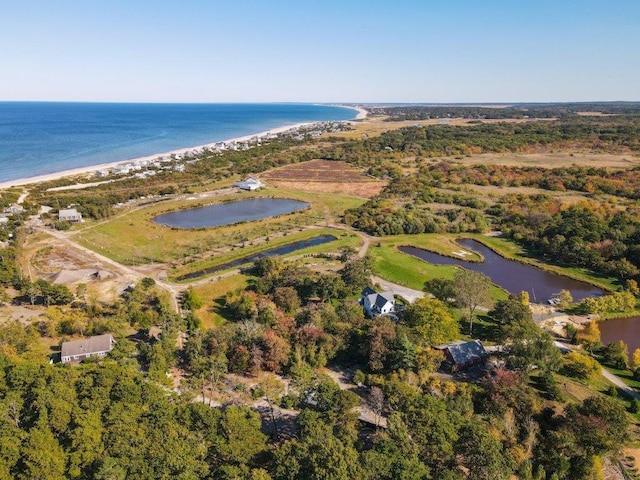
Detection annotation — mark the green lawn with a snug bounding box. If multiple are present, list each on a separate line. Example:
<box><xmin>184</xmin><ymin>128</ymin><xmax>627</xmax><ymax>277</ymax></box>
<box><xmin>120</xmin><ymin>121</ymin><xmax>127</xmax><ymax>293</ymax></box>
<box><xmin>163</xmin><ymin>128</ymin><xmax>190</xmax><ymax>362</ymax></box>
<box><xmin>604</xmin><ymin>366</ymin><xmax>640</xmax><ymax>390</ymax></box>
<box><xmin>193</xmin><ymin>274</ymin><xmax>250</xmax><ymax>328</ymax></box>
<box><xmin>73</xmin><ymin>186</ymin><xmax>366</xmax><ymax>267</ymax></box>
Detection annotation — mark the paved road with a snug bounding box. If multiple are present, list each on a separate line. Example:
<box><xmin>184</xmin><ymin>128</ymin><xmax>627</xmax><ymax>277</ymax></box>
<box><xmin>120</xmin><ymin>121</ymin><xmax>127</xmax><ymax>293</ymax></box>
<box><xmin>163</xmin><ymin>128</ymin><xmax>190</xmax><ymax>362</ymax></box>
<box><xmin>601</xmin><ymin>368</ymin><xmax>640</xmax><ymax>400</ymax></box>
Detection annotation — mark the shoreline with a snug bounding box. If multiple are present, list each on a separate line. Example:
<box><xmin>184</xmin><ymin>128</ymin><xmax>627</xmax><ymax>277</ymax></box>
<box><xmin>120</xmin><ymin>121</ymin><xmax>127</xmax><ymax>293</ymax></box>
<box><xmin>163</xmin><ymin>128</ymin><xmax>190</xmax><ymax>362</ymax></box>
<box><xmin>0</xmin><ymin>105</ymin><xmax>367</xmax><ymax>190</ymax></box>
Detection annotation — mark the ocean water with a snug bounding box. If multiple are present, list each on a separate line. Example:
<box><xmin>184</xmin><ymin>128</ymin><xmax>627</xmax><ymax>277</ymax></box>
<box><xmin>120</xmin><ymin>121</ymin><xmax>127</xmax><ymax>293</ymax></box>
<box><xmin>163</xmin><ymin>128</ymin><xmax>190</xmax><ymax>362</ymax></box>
<box><xmin>0</xmin><ymin>102</ymin><xmax>355</xmax><ymax>183</ymax></box>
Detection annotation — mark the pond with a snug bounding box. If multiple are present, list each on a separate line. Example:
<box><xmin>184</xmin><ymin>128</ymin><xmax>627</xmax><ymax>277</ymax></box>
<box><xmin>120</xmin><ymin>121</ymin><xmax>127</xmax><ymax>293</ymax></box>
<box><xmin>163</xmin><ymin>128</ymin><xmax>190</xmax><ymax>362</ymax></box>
<box><xmin>599</xmin><ymin>316</ymin><xmax>640</xmax><ymax>357</ymax></box>
<box><xmin>399</xmin><ymin>238</ymin><xmax>604</xmax><ymax>303</ymax></box>
<box><xmin>152</xmin><ymin>198</ymin><xmax>309</xmax><ymax>228</ymax></box>
<box><xmin>176</xmin><ymin>234</ymin><xmax>337</xmax><ymax>281</ymax></box>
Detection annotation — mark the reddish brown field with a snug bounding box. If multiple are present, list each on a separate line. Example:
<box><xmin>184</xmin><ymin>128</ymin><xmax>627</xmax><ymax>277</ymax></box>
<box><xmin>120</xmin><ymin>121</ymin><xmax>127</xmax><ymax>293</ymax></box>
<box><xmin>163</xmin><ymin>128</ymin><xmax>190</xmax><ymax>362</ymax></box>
<box><xmin>262</xmin><ymin>159</ymin><xmax>386</xmax><ymax>198</ymax></box>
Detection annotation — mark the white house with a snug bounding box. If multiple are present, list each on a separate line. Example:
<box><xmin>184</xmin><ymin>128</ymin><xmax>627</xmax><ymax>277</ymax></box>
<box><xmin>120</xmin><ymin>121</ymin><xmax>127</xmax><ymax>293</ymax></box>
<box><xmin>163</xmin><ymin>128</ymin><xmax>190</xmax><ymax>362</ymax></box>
<box><xmin>234</xmin><ymin>176</ymin><xmax>265</xmax><ymax>191</ymax></box>
<box><xmin>60</xmin><ymin>334</ymin><xmax>115</xmax><ymax>363</ymax></box>
<box><xmin>111</xmin><ymin>165</ymin><xmax>131</xmax><ymax>175</ymax></box>
<box><xmin>4</xmin><ymin>205</ymin><xmax>24</xmax><ymax>215</ymax></box>
<box><xmin>58</xmin><ymin>208</ymin><xmax>83</xmax><ymax>223</ymax></box>
<box><xmin>360</xmin><ymin>287</ymin><xmax>395</xmax><ymax>318</ymax></box>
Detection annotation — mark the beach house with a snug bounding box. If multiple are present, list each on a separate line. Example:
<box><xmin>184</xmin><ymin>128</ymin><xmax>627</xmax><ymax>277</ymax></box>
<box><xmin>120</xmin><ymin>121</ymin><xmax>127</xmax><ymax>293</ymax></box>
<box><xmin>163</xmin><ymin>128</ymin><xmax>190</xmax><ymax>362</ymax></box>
<box><xmin>58</xmin><ymin>208</ymin><xmax>83</xmax><ymax>223</ymax></box>
<box><xmin>60</xmin><ymin>334</ymin><xmax>115</xmax><ymax>363</ymax></box>
<box><xmin>234</xmin><ymin>176</ymin><xmax>265</xmax><ymax>191</ymax></box>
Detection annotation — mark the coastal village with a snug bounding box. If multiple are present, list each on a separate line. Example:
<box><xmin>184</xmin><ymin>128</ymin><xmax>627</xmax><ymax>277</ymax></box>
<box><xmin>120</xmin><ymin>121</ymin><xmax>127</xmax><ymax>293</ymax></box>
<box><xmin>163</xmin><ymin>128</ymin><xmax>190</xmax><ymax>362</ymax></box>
<box><xmin>86</xmin><ymin>121</ymin><xmax>349</xmax><ymax>184</ymax></box>
<box><xmin>1</xmin><ymin>105</ymin><xmax>640</xmax><ymax>480</ymax></box>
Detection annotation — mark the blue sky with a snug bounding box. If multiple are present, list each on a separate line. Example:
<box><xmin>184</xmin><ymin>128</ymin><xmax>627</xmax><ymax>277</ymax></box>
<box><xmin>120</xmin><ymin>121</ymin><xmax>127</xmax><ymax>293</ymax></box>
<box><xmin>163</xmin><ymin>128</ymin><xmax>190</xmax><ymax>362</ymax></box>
<box><xmin>1</xmin><ymin>0</ymin><xmax>638</xmax><ymax>102</ymax></box>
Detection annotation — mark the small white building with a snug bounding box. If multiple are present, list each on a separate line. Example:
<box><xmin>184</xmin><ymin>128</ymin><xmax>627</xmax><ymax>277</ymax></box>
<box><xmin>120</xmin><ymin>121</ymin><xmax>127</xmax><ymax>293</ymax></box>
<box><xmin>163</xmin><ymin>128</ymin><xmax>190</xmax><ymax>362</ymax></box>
<box><xmin>111</xmin><ymin>165</ymin><xmax>131</xmax><ymax>175</ymax></box>
<box><xmin>360</xmin><ymin>287</ymin><xmax>395</xmax><ymax>318</ymax></box>
<box><xmin>4</xmin><ymin>205</ymin><xmax>24</xmax><ymax>215</ymax></box>
<box><xmin>58</xmin><ymin>208</ymin><xmax>83</xmax><ymax>223</ymax></box>
<box><xmin>233</xmin><ymin>176</ymin><xmax>265</xmax><ymax>191</ymax></box>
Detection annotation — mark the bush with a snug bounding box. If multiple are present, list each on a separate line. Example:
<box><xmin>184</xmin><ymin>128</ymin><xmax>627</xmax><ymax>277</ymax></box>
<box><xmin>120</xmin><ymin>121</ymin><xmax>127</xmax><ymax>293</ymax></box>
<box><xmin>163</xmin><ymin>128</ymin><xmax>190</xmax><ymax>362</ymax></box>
<box><xmin>563</xmin><ymin>351</ymin><xmax>601</xmax><ymax>380</ymax></box>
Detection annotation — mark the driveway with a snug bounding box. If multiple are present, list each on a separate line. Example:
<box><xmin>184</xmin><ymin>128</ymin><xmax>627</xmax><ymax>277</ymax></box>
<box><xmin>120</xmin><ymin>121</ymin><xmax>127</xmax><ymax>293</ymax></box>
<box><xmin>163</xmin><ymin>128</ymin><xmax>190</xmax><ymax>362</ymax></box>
<box><xmin>371</xmin><ymin>275</ymin><xmax>424</xmax><ymax>303</ymax></box>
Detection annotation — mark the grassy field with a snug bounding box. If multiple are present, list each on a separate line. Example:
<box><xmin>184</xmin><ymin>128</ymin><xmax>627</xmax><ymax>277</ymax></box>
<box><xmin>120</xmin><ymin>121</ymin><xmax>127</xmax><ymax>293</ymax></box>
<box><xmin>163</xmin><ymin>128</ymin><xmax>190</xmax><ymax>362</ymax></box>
<box><xmin>450</xmin><ymin>151</ymin><xmax>640</xmax><ymax>169</ymax></box>
<box><xmin>193</xmin><ymin>274</ymin><xmax>250</xmax><ymax>328</ymax></box>
<box><xmin>73</xmin><ymin>186</ymin><xmax>365</xmax><ymax>267</ymax></box>
<box><xmin>603</xmin><ymin>366</ymin><xmax>640</xmax><ymax>390</ymax></box>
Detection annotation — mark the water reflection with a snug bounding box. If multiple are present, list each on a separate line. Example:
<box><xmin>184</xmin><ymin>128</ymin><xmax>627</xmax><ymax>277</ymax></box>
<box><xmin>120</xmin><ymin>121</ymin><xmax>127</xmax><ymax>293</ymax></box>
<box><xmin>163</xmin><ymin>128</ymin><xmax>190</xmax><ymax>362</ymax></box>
<box><xmin>399</xmin><ymin>238</ymin><xmax>604</xmax><ymax>303</ymax></box>
<box><xmin>153</xmin><ymin>198</ymin><xmax>309</xmax><ymax>229</ymax></box>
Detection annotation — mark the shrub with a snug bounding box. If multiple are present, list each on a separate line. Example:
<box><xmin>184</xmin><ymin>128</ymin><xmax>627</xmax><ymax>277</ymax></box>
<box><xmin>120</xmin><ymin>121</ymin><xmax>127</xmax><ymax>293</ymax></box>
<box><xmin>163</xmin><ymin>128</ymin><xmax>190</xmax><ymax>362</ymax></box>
<box><xmin>563</xmin><ymin>351</ymin><xmax>601</xmax><ymax>380</ymax></box>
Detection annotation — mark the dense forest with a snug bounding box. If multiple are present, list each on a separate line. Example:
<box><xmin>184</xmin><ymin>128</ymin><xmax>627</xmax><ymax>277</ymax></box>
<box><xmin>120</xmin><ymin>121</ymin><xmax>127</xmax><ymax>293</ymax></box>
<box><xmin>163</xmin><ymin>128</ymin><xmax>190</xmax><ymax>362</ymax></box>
<box><xmin>0</xmin><ymin>256</ymin><xmax>634</xmax><ymax>480</ymax></box>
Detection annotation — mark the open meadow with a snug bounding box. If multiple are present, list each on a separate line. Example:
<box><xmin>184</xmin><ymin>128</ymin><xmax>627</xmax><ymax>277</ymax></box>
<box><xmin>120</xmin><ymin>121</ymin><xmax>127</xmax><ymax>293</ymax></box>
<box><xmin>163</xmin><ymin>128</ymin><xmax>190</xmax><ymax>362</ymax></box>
<box><xmin>72</xmin><ymin>186</ymin><xmax>365</xmax><ymax>268</ymax></box>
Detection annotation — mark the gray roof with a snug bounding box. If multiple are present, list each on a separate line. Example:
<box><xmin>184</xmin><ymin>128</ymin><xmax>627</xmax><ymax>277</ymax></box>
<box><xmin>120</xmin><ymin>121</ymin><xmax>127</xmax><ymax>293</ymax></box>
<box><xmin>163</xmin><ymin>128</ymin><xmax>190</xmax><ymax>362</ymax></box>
<box><xmin>61</xmin><ymin>334</ymin><xmax>114</xmax><ymax>358</ymax></box>
<box><xmin>446</xmin><ymin>340</ymin><xmax>487</xmax><ymax>365</ymax></box>
<box><xmin>362</xmin><ymin>286</ymin><xmax>376</xmax><ymax>297</ymax></box>
<box><xmin>59</xmin><ymin>208</ymin><xmax>82</xmax><ymax>218</ymax></box>
<box><xmin>365</xmin><ymin>291</ymin><xmax>394</xmax><ymax>311</ymax></box>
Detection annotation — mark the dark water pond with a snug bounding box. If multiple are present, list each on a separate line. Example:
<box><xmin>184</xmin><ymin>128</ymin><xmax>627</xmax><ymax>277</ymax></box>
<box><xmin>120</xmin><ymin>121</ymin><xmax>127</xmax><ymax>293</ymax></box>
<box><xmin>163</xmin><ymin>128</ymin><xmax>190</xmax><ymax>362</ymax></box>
<box><xmin>177</xmin><ymin>234</ymin><xmax>337</xmax><ymax>281</ymax></box>
<box><xmin>399</xmin><ymin>238</ymin><xmax>604</xmax><ymax>303</ymax></box>
<box><xmin>153</xmin><ymin>198</ymin><xmax>309</xmax><ymax>228</ymax></box>
<box><xmin>600</xmin><ymin>316</ymin><xmax>640</xmax><ymax>356</ymax></box>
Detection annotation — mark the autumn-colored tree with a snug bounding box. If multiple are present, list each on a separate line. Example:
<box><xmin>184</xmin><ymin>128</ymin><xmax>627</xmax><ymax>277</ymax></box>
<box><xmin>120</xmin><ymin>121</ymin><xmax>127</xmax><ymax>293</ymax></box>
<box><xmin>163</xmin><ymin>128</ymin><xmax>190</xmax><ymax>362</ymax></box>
<box><xmin>555</xmin><ymin>290</ymin><xmax>573</xmax><ymax>310</ymax></box>
<box><xmin>577</xmin><ymin>320</ymin><xmax>601</xmax><ymax>352</ymax></box>
<box><xmin>404</xmin><ymin>297</ymin><xmax>459</xmax><ymax>345</ymax></box>
<box><xmin>632</xmin><ymin>348</ymin><xmax>640</xmax><ymax>370</ymax></box>
<box><xmin>261</xmin><ymin>330</ymin><xmax>291</xmax><ymax>373</ymax></box>
<box><xmin>564</xmin><ymin>351</ymin><xmax>601</xmax><ymax>379</ymax></box>
<box><xmin>364</xmin><ymin>316</ymin><xmax>396</xmax><ymax>372</ymax></box>
<box><xmin>272</xmin><ymin>286</ymin><xmax>300</xmax><ymax>315</ymax></box>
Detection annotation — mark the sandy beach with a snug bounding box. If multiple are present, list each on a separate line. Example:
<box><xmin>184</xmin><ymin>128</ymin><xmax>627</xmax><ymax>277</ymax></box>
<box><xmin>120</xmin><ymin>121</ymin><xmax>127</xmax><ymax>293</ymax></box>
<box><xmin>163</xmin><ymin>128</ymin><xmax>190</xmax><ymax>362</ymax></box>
<box><xmin>0</xmin><ymin>105</ymin><xmax>366</xmax><ymax>190</ymax></box>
